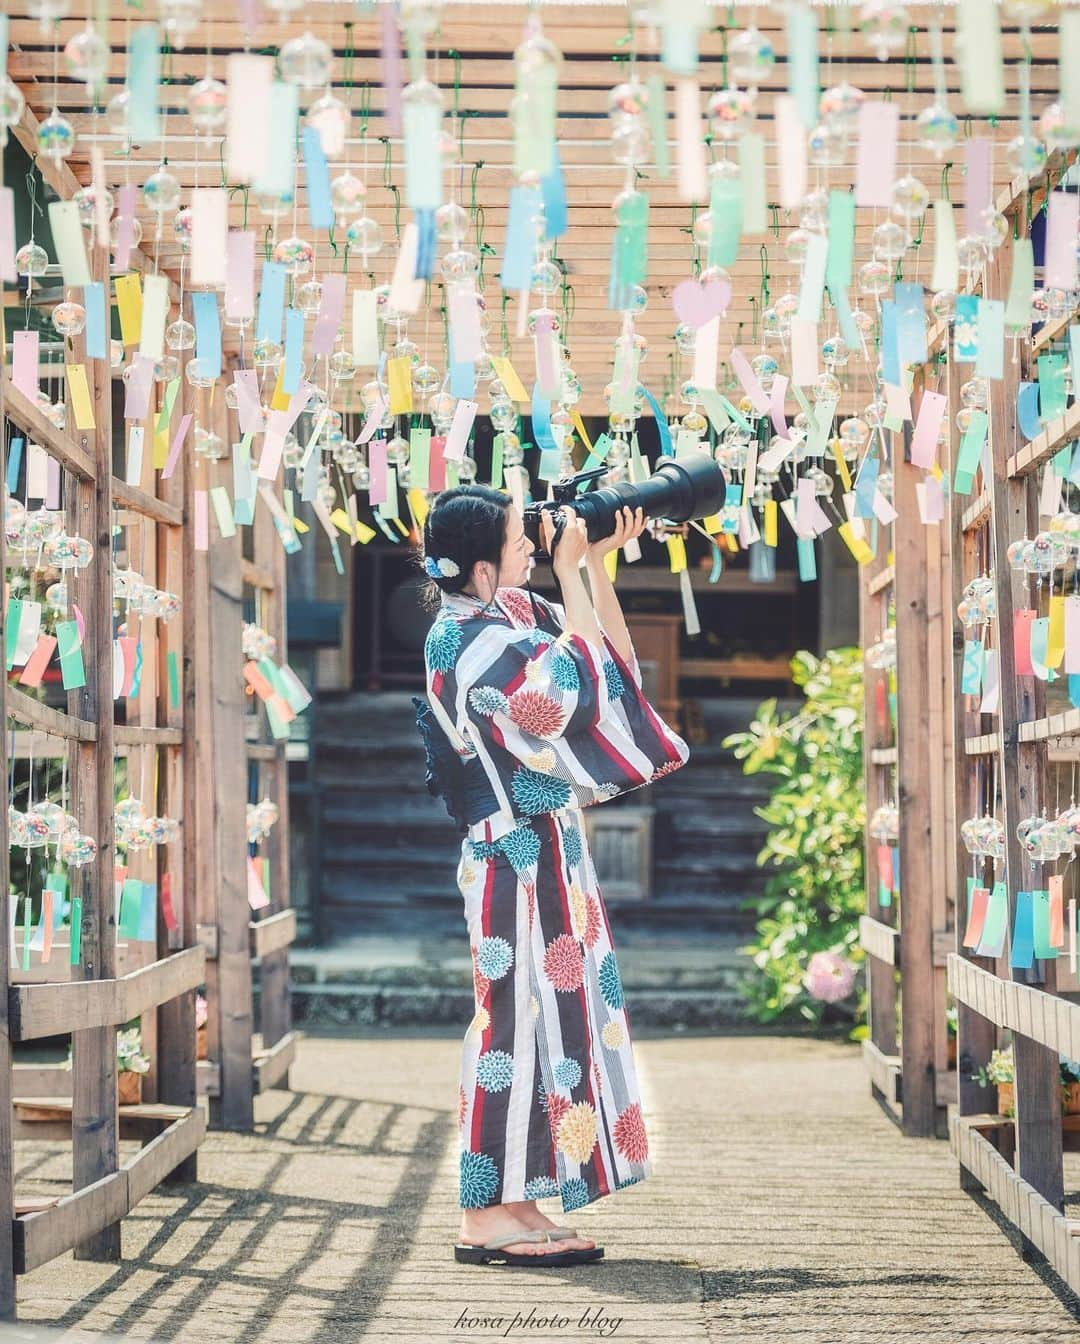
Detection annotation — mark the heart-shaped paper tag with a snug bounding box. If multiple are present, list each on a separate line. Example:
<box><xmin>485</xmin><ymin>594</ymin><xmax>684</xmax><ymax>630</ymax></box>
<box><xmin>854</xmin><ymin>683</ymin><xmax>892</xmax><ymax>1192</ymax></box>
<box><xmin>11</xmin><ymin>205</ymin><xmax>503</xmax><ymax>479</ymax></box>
<box><xmin>672</xmin><ymin>277</ymin><xmax>732</xmax><ymax>329</ymax></box>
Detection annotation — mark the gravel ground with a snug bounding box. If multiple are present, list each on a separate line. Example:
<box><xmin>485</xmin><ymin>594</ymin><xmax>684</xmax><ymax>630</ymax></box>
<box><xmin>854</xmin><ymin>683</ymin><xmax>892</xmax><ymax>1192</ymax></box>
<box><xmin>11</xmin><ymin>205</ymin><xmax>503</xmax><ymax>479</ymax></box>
<box><xmin>11</xmin><ymin>1030</ymin><xmax>1080</xmax><ymax>1343</ymax></box>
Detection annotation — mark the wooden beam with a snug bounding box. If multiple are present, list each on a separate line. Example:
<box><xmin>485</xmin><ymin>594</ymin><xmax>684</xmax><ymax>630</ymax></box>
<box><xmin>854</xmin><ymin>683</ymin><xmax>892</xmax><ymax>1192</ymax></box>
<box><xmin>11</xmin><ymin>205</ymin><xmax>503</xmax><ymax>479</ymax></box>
<box><xmin>0</xmin><ymin>375</ymin><xmax>94</xmax><ymax>480</ymax></box>
<box><xmin>250</xmin><ymin>910</ymin><xmax>297</xmax><ymax>961</ymax></box>
<box><xmin>5</xmin><ymin>687</ymin><xmax>96</xmax><ymax>741</ymax></box>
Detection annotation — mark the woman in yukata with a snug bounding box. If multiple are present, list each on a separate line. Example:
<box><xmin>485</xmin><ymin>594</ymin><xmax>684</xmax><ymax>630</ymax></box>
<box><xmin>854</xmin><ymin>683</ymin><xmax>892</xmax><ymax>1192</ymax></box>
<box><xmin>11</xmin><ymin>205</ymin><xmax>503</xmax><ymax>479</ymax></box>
<box><xmin>417</xmin><ymin>484</ymin><xmax>690</xmax><ymax>1268</ymax></box>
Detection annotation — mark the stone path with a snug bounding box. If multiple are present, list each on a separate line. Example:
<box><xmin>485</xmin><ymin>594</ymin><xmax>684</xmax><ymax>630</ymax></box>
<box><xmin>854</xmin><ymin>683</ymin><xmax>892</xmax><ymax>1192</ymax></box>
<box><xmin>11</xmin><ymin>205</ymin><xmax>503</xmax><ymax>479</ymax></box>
<box><xmin>13</xmin><ymin>1031</ymin><xmax>1080</xmax><ymax>1342</ymax></box>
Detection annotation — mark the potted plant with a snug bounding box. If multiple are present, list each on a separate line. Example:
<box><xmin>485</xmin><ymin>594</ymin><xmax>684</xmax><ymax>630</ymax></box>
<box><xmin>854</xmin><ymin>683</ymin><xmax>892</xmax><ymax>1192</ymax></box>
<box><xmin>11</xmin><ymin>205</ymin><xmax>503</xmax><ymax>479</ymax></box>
<box><xmin>117</xmin><ymin>1026</ymin><xmax>151</xmax><ymax>1105</ymax></box>
<box><xmin>972</xmin><ymin>1044</ymin><xmax>1080</xmax><ymax>1117</ymax></box>
<box><xmin>946</xmin><ymin>1005</ymin><xmax>957</xmax><ymax>1067</ymax></box>
<box><xmin>196</xmin><ymin>992</ymin><xmax>208</xmax><ymax>1061</ymax></box>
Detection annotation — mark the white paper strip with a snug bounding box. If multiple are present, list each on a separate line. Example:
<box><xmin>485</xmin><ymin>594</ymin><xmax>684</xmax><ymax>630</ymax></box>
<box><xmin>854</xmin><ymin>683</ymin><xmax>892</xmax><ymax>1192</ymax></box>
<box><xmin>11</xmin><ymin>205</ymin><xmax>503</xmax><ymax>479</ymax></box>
<box><xmin>444</xmin><ymin>398</ymin><xmax>478</xmax><ymax>461</ymax></box>
<box><xmin>388</xmin><ymin>221</ymin><xmax>424</xmax><ymax>315</ymax></box>
<box><xmin>674</xmin><ymin>79</ymin><xmax>707</xmax><ymax>203</ymax></box>
<box><xmin>226</xmin><ymin>53</ymin><xmax>272</xmax><ymax>184</ymax></box>
<box><xmin>139</xmin><ymin>273</ymin><xmax>170</xmax><ymax>362</ymax></box>
<box><xmin>352</xmin><ymin>289</ymin><xmax>380</xmax><ymax>366</ymax></box>
<box><xmin>775</xmin><ymin>95</ymin><xmax>807</xmax><ymax>211</ymax></box>
<box><xmin>691</xmin><ymin>316</ymin><xmax>719</xmax><ymax>390</ymax></box>
<box><xmin>190</xmin><ymin>188</ymin><xmax>228</xmax><ymax>288</ymax></box>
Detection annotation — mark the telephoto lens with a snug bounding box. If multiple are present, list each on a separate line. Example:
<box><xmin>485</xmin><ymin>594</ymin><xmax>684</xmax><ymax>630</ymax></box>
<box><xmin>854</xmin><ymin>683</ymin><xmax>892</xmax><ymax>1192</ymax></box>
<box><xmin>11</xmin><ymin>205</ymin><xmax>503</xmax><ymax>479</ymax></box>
<box><xmin>523</xmin><ymin>456</ymin><xmax>725</xmax><ymax>556</ymax></box>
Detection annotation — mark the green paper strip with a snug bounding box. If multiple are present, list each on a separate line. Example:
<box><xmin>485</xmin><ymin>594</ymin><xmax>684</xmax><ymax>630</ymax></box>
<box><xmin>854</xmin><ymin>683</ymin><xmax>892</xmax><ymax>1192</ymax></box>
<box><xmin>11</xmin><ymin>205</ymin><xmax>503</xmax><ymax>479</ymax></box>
<box><xmin>1032</xmin><ymin>889</ymin><xmax>1058</xmax><ymax>959</ymax></box>
<box><xmin>167</xmin><ymin>650</ymin><xmax>180</xmax><ymax>709</ymax></box>
<box><xmin>490</xmin><ymin>433</ymin><xmax>504</xmax><ymax>490</ymax></box>
<box><xmin>156</xmin><ymin>376</ymin><xmax>181</xmax><ymax>436</ymax></box>
<box><xmin>1004</xmin><ymin>238</ymin><xmax>1035</xmax><ymax>328</ymax></box>
<box><xmin>409</xmin><ymin>427</ymin><xmax>431</xmax><ymax>491</ymax></box>
<box><xmin>55</xmin><ymin>620</ymin><xmax>86</xmax><ymax>690</ymax></box>
<box><xmin>613</xmin><ymin>192</ymin><xmax>648</xmax><ymax>292</ymax></box>
<box><xmin>210</xmin><ymin>485</ymin><xmax>237</xmax><ymax>538</ymax></box>
<box><xmin>979</xmin><ymin>880</ymin><xmax>1010</xmax><ymax>953</ymax></box>
<box><xmin>265</xmin><ymin>695</ymin><xmax>292</xmax><ymax>741</ymax></box>
<box><xmin>699</xmin><ymin>389</ymin><xmax>731</xmax><ymax>434</ymax></box>
<box><xmin>69</xmin><ymin>895</ymin><xmax>82</xmax><ymax>965</ymax></box>
<box><xmin>826</xmin><ymin>191</ymin><xmax>855</xmax><ymax>292</ymax></box>
<box><xmin>5</xmin><ymin>598</ymin><xmax>23</xmax><ymax>671</ymax></box>
<box><xmin>717</xmin><ymin>395</ymin><xmax>752</xmax><ymax>435</ymax></box>
<box><xmin>378</xmin><ymin>466</ymin><xmax>400</xmax><ymax>520</ymax></box>
<box><xmin>263</xmin><ymin>857</ymin><xmax>272</xmax><ymax>901</ymax></box>
<box><xmin>1038</xmin><ymin>353</ymin><xmax>1068</xmax><ymax>421</ymax></box>
<box><xmin>737</xmin><ymin>132</ymin><xmax>767</xmax><ymax>236</ymax></box>
<box><xmin>645</xmin><ymin>73</ymin><xmax>669</xmax><ymax>179</ymax></box>
<box><xmin>953</xmin><ymin>409</ymin><xmax>988</xmax><ymax>495</ymax></box>
<box><xmin>786</xmin><ymin>1</ymin><xmax>819</xmax><ymax>129</ymax></box>
<box><xmin>707</xmin><ymin>176</ymin><xmax>742</xmax><ymax>268</ymax></box>
<box><xmin>513</xmin><ymin>62</ymin><xmax>556</xmax><ymax>178</ymax></box>
<box><xmin>118</xmin><ymin>878</ymin><xmax>144</xmax><ymax>939</ymax></box>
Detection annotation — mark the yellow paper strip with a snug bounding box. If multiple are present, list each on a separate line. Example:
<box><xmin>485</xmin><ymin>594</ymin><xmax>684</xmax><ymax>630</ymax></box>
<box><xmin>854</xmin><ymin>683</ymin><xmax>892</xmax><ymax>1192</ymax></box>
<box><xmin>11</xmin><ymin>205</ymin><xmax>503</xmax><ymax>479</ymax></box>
<box><xmin>603</xmin><ymin>548</ymin><xmax>618</xmax><ymax>582</ymax></box>
<box><xmin>292</xmin><ymin>517</ymin><xmax>309</xmax><ymax>534</ymax></box>
<box><xmin>65</xmin><ymin>365</ymin><xmax>95</xmax><ymax>430</ymax></box>
<box><xmin>701</xmin><ymin>513</ymin><xmax>723</xmax><ymax>535</ymax></box>
<box><xmin>114</xmin><ymin>273</ymin><xmax>143</xmax><ymax>346</ymax></box>
<box><xmin>667</xmin><ymin>535</ymin><xmax>687</xmax><ymax>573</ymax></box>
<box><xmin>490</xmin><ymin>355</ymin><xmax>529</xmax><ymax>404</ymax></box>
<box><xmin>764</xmin><ymin>499</ymin><xmax>778</xmax><ymax>547</ymax></box>
<box><xmin>571</xmin><ymin>410</ymin><xmax>593</xmax><ymax>454</ymax></box>
<box><xmin>270</xmin><ymin>362</ymin><xmax>291</xmax><ymax>411</ymax></box>
<box><xmin>1047</xmin><ymin>594</ymin><xmax>1066</xmax><ymax>669</ymax></box>
<box><xmin>330</xmin><ymin>508</ymin><xmax>376</xmax><ymax>543</ymax></box>
<box><xmin>387</xmin><ymin>356</ymin><xmax>414</xmax><ymax>414</ymax></box>
<box><xmin>723</xmin><ymin>533</ymin><xmax>739</xmax><ymax>553</ymax></box>
<box><xmin>830</xmin><ymin>440</ymin><xmax>852</xmax><ymax>492</ymax></box>
<box><xmin>839</xmin><ymin>521</ymin><xmax>874</xmax><ymax>565</ymax></box>
<box><xmin>408</xmin><ymin>488</ymin><xmax>431</xmax><ymax>527</ymax></box>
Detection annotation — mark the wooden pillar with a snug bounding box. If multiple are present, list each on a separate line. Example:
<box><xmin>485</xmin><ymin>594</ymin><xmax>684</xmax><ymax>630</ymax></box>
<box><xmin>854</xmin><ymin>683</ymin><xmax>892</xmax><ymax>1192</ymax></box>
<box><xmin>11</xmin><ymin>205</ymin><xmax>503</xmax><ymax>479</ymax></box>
<box><xmin>892</xmin><ymin>418</ymin><xmax>939</xmax><ymax>1137</ymax></box>
<box><xmin>68</xmin><ymin>234</ymin><xmax>120</xmax><ymax>1261</ymax></box>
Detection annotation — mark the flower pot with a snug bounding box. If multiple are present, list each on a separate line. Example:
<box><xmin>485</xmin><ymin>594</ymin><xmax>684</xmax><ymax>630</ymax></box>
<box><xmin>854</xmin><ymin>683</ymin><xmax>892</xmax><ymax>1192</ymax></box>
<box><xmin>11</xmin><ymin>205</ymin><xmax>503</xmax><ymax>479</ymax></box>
<box><xmin>996</xmin><ymin>1082</ymin><xmax>1014</xmax><ymax>1117</ymax></box>
<box><xmin>1064</xmin><ymin>1082</ymin><xmax>1080</xmax><ymax>1115</ymax></box>
<box><xmin>196</xmin><ymin>1022</ymin><xmax>208</xmax><ymax>1061</ymax></box>
<box><xmin>947</xmin><ymin>1035</ymin><xmax>957</xmax><ymax>1067</ymax></box>
<box><xmin>118</xmin><ymin>1070</ymin><xmax>142</xmax><ymax>1106</ymax></box>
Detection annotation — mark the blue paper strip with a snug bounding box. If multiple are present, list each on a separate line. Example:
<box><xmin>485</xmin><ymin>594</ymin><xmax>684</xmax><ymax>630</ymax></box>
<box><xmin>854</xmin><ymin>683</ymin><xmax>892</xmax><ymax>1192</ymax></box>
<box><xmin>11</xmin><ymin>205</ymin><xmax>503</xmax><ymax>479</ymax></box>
<box><xmin>894</xmin><ymin>282</ymin><xmax>928</xmax><ymax>368</ymax></box>
<box><xmin>282</xmin><ymin>306</ymin><xmax>304</xmax><ymax>394</ymax></box>
<box><xmin>832</xmin><ymin>285</ymin><xmax>860</xmax><ymax>352</ymax></box>
<box><xmin>414</xmin><ymin>208</ymin><xmax>437</xmax><ymax>280</ymax></box>
<box><xmin>641</xmin><ymin>386</ymin><xmax>672</xmax><ymax>459</ymax></box>
<box><xmin>975</xmin><ymin>298</ymin><xmax>1005</xmax><ymax>379</ymax></box>
<box><xmin>853</xmin><ymin>444</ymin><xmax>880</xmax><ymax>518</ymax></box>
<box><xmin>501</xmin><ymin>186</ymin><xmax>543</xmax><ymax>291</ymax></box>
<box><xmin>301</xmin><ymin>125</ymin><xmax>334</xmax><ymax>230</ymax></box>
<box><xmin>191</xmin><ymin>290</ymin><xmax>222</xmax><ymax>379</ymax></box>
<box><xmin>1069</xmin><ymin>674</ymin><xmax>1080</xmax><ymax>709</ymax></box>
<box><xmin>256</xmin><ymin>260</ymin><xmax>288</xmax><ymax>344</ymax></box>
<box><xmin>129</xmin><ymin>640</ymin><xmax>144</xmax><ymax>699</ymax></box>
<box><xmin>954</xmin><ymin>294</ymin><xmax>979</xmax><ymax>361</ymax></box>
<box><xmin>84</xmin><ymin>281</ymin><xmax>107</xmax><ymax>360</ymax></box>
<box><xmin>6</xmin><ymin>438</ymin><xmax>23</xmax><ymax>495</ymax></box>
<box><xmin>1017</xmin><ymin>381</ymin><xmax>1042</xmax><ymax>439</ymax></box>
<box><xmin>880</xmin><ymin>300</ymin><xmax>900</xmax><ymax>386</ymax></box>
<box><xmin>541</xmin><ymin>146</ymin><xmax>567</xmax><ymax>239</ymax></box>
<box><xmin>796</xmin><ymin>536</ymin><xmax>817</xmax><ymax>581</ymax></box>
<box><xmin>449</xmin><ymin>359</ymin><xmax>476</xmax><ymax>399</ymax></box>
<box><xmin>531</xmin><ymin>383</ymin><xmax>556</xmax><ymax>453</ymax></box>
<box><xmin>128</xmin><ymin>24</ymin><xmax>162</xmax><ymax>144</ymax></box>
<box><xmin>1010</xmin><ymin>889</ymin><xmax>1035</xmax><ymax>970</ymax></box>
<box><xmin>137</xmin><ymin>881</ymin><xmax>157</xmax><ymax>942</ymax></box>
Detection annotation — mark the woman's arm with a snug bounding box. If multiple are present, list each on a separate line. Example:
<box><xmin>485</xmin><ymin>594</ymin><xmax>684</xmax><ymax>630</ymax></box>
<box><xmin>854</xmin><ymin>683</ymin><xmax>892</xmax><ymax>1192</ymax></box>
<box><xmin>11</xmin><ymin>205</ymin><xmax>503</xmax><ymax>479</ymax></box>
<box><xmin>585</xmin><ymin>505</ymin><xmax>648</xmax><ymax>665</ymax></box>
<box><xmin>542</xmin><ymin>509</ymin><xmax>605</xmax><ymax>650</ymax></box>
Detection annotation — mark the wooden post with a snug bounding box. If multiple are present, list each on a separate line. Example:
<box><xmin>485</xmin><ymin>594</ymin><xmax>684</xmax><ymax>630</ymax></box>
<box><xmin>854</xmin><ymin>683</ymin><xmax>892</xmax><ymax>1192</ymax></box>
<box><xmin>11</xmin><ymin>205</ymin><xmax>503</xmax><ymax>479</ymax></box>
<box><xmin>892</xmin><ymin>418</ymin><xmax>939</xmax><ymax>1137</ymax></box>
<box><xmin>68</xmin><ymin>234</ymin><xmax>120</xmax><ymax>1261</ymax></box>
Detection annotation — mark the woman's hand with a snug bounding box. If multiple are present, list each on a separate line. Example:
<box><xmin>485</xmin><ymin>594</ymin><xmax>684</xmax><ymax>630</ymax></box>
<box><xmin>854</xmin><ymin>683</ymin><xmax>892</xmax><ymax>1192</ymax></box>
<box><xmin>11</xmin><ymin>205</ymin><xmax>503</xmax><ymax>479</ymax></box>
<box><xmin>540</xmin><ymin>507</ymin><xmax>590</xmax><ymax>581</ymax></box>
<box><xmin>588</xmin><ymin>505</ymin><xmax>647</xmax><ymax>562</ymax></box>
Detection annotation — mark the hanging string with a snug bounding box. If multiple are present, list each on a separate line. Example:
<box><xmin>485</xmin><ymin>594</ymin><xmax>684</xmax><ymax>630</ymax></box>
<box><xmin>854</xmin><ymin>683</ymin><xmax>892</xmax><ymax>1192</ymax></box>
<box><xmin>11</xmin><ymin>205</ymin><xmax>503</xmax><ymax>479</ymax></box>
<box><xmin>759</xmin><ymin>245</ymin><xmax>771</xmax><ymax>311</ymax></box>
<box><xmin>380</xmin><ymin>136</ymin><xmax>401</xmax><ymax>238</ymax></box>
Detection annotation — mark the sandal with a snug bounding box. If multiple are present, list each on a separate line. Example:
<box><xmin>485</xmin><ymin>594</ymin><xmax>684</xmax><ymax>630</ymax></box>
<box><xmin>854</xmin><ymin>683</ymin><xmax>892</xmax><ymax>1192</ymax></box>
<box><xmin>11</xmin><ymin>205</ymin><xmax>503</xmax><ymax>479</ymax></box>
<box><xmin>454</xmin><ymin>1229</ymin><xmax>605</xmax><ymax>1267</ymax></box>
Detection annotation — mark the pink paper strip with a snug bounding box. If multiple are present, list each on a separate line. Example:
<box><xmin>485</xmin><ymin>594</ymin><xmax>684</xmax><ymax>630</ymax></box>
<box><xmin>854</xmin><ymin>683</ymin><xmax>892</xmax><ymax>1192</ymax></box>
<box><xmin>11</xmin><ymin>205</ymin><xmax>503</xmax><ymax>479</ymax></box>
<box><xmin>910</xmin><ymin>390</ymin><xmax>946</xmax><ymax>469</ymax></box>
<box><xmin>380</xmin><ymin>5</ymin><xmax>403</xmax><ymax>137</ymax></box>
<box><xmin>194</xmin><ymin>489</ymin><xmax>209</xmax><ymax>551</ymax></box>
<box><xmin>923</xmin><ymin>474</ymin><xmax>945</xmax><ymax>523</ymax></box>
<box><xmin>963</xmin><ymin>138</ymin><xmax>992</xmax><ymax>237</ymax></box>
<box><xmin>872</xmin><ymin>490</ymin><xmax>898</xmax><ymax>525</ymax></box>
<box><xmin>233</xmin><ymin>369</ymin><xmax>264</xmax><ymax>434</ymax></box>
<box><xmin>225</xmin><ymin>230</ymin><xmax>256</xmax><ymax>322</ymax></box>
<box><xmin>790</xmin><ymin>318</ymin><xmax>819</xmax><ymax>387</ymax></box>
<box><xmin>1045</xmin><ymin>192</ymin><xmax>1080</xmax><ymax>293</ymax></box>
<box><xmin>0</xmin><ymin>188</ymin><xmax>15</xmax><ymax>285</ymax></box>
<box><xmin>45</xmin><ymin>458</ymin><xmax>60</xmax><ymax>510</ymax></box>
<box><xmin>113</xmin><ymin>183</ymin><xmax>137</xmax><ymax>272</ymax></box>
<box><xmin>1065</xmin><ymin>594</ymin><xmax>1080</xmax><ymax>674</ymax></box>
<box><xmin>795</xmin><ymin>477</ymin><xmax>816</xmax><ymax>538</ymax></box>
<box><xmin>12</xmin><ymin>331</ymin><xmax>39</xmax><ymax>401</ymax></box>
<box><xmin>162</xmin><ymin>413</ymin><xmax>191</xmax><ymax>480</ymax></box>
<box><xmin>18</xmin><ymin>634</ymin><xmax>56</xmax><ymax>688</ymax></box>
<box><xmin>368</xmin><ymin>439</ymin><xmax>388</xmax><ymax>505</ymax></box>
<box><xmin>124</xmin><ymin>353</ymin><xmax>155</xmax><ymax>421</ymax></box>
<box><xmin>730</xmin><ymin>347</ymin><xmax>770</xmax><ymax>414</ymax></box>
<box><xmin>884</xmin><ymin>382</ymin><xmax>912</xmax><ymax>424</ymax></box>
<box><xmin>854</xmin><ymin>102</ymin><xmax>899</xmax><ymax>207</ymax></box>
<box><xmin>119</xmin><ymin>635</ymin><xmax>138</xmax><ymax>697</ymax></box>
<box><xmin>311</xmin><ymin>273</ymin><xmax>347</xmax><ymax>356</ymax></box>
<box><xmin>1014</xmin><ymin>609</ymin><xmax>1036</xmax><ymax>678</ymax></box>
<box><xmin>769</xmin><ymin>373</ymin><xmax>790</xmax><ymax>439</ymax></box>
<box><xmin>533</xmin><ymin>314</ymin><xmax>558</xmax><ymax>395</ymax></box>
<box><xmin>357</xmin><ymin>396</ymin><xmax>387</xmax><ymax>444</ymax></box>
<box><xmin>429</xmin><ymin>435</ymin><xmax>447</xmax><ymax>492</ymax></box>
<box><xmin>73</xmin><ymin>603</ymin><xmax>85</xmax><ymax>646</ymax></box>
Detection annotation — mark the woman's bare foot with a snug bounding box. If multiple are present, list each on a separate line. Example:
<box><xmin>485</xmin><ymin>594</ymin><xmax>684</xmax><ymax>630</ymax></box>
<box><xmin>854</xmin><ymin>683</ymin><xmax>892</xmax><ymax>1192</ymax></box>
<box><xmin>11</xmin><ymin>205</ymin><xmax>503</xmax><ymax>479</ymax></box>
<box><xmin>502</xmin><ymin>1199</ymin><xmax>596</xmax><ymax>1251</ymax></box>
<box><xmin>458</xmin><ymin>1205</ymin><xmax>565</xmax><ymax>1256</ymax></box>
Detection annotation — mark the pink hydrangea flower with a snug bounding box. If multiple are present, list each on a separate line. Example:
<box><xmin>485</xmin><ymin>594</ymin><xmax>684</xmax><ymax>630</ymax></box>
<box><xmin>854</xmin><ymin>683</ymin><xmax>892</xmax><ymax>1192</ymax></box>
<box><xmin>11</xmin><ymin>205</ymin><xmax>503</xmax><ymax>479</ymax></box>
<box><xmin>804</xmin><ymin>951</ymin><xmax>856</xmax><ymax>1003</ymax></box>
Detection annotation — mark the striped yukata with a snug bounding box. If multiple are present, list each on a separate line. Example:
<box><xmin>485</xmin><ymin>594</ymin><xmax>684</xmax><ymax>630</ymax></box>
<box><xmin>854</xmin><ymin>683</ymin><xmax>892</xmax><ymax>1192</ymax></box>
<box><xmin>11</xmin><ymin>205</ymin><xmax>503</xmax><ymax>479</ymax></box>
<box><xmin>423</xmin><ymin>585</ymin><xmax>689</xmax><ymax>1214</ymax></box>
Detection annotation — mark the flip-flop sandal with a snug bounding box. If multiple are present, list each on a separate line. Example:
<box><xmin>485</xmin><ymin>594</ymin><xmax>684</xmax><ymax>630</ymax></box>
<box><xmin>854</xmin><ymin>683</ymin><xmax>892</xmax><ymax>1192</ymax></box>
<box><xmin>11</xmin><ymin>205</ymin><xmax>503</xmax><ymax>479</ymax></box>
<box><xmin>454</xmin><ymin>1229</ymin><xmax>604</xmax><ymax>1267</ymax></box>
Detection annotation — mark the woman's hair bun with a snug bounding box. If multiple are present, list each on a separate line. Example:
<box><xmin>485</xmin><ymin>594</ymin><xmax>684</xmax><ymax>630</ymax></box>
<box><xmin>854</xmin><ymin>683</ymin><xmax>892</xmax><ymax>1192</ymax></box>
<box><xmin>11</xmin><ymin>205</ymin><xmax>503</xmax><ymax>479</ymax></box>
<box><xmin>419</xmin><ymin>484</ymin><xmax>511</xmax><ymax>599</ymax></box>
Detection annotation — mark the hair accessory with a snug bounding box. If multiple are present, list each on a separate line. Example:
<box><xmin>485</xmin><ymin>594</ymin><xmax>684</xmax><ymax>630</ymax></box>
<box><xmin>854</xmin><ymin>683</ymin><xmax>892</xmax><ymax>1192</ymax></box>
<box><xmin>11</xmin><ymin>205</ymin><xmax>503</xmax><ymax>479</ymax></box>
<box><xmin>424</xmin><ymin>554</ymin><xmax>460</xmax><ymax>579</ymax></box>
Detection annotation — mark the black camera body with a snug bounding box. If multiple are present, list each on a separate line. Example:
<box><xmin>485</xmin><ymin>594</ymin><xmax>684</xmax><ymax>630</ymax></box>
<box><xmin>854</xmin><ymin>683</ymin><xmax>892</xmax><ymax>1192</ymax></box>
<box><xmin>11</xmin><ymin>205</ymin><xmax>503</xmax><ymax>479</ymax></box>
<box><xmin>522</xmin><ymin>456</ymin><xmax>725</xmax><ymax>560</ymax></box>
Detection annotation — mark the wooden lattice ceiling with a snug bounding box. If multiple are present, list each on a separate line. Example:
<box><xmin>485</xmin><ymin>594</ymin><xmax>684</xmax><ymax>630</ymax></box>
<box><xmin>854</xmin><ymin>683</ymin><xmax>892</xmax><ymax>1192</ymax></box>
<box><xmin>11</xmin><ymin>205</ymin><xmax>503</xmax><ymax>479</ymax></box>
<box><xmin>4</xmin><ymin>3</ymin><xmax>1069</xmax><ymax>418</ymax></box>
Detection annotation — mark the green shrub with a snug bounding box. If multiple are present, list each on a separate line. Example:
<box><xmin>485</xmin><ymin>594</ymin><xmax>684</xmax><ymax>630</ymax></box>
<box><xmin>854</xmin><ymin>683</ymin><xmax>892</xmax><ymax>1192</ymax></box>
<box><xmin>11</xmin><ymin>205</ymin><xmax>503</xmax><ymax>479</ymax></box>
<box><xmin>723</xmin><ymin>647</ymin><xmax>866</xmax><ymax>1034</ymax></box>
